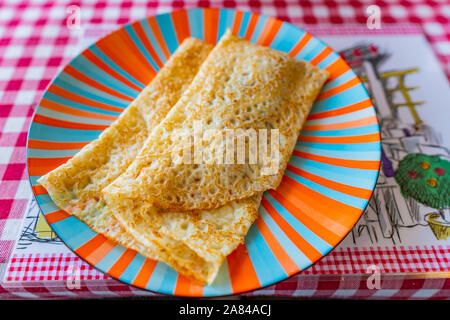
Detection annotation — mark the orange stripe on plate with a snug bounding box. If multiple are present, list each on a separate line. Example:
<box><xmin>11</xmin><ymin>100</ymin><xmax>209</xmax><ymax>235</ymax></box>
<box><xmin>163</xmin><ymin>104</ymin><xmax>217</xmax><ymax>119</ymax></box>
<box><xmin>147</xmin><ymin>17</ymin><xmax>171</xmax><ymax>60</ymax></box>
<box><xmin>268</xmin><ymin>189</ymin><xmax>341</xmax><ymax>246</ymax></box>
<box><xmin>108</xmin><ymin>248</ymin><xmax>137</xmax><ymax>279</ymax></box>
<box><xmin>231</xmin><ymin>11</ymin><xmax>244</xmax><ymax>34</ymax></box>
<box><xmin>132</xmin><ymin>21</ymin><xmax>164</xmax><ymax>69</ymax></box>
<box><xmin>174</xmin><ymin>274</ymin><xmax>204</xmax><ymax>297</ymax></box>
<box><xmin>85</xmin><ymin>239</ymin><xmax>117</xmax><ymax>265</ymax></box>
<box><xmin>47</xmin><ymin>84</ymin><xmax>124</xmax><ymax>113</ymax></box>
<box><xmin>33</xmin><ymin>114</ymin><xmax>109</xmax><ymax>131</ymax></box>
<box><xmin>299</xmin><ymin>132</ymin><xmax>381</xmax><ymax>145</ymax></box>
<box><xmin>243</xmin><ymin>13</ymin><xmax>260</xmax><ymax>40</ymax></box>
<box><xmin>39</xmin><ymin>98</ymin><xmax>118</xmax><ymax>121</ymax></box>
<box><xmin>286</xmin><ymin>164</ymin><xmax>373</xmax><ymax>200</ymax></box>
<box><xmin>257</xmin><ymin>18</ymin><xmax>283</xmax><ymax>47</ymax></box>
<box><xmin>32</xmin><ymin>185</ymin><xmax>47</xmax><ymax>195</ymax></box>
<box><xmin>28</xmin><ymin>139</ymin><xmax>89</xmax><ymax>150</ymax></box>
<box><xmin>75</xmin><ymin>234</ymin><xmax>108</xmax><ymax>258</ymax></box>
<box><xmin>45</xmin><ymin>210</ymin><xmax>70</xmax><ymax>224</ymax></box>
<box><xmin>132</xmin><ymin>258</ymin><xmax>158</xmax><ymax>288</ymax></box>
<box><xmin>96</xmin><ymin>29</ymin><xmax>155</xmax><ymax>86</ymax></box>
<box><xmin>261</xmin><ymin>198</ymin><xmax>322</xmax><ymax>263</ymax></box>
<box><xmin>293</xmin><ymin>150</ymin><xmax>380</xmax><ymax>170</ymax></box>
<box><xmin>64</xmin><ymin>65</ymin><xmax>134</xmax><ymax>102</ymax></box>
<box><xmin>171</xmin><ymin>10</ymin><xmax>191</xmax><ymax>44</ymax></box>
<box><xmin>303</xmin><ymin>115</ymin><xmax>378</xmax><ymax>131</ymax></box>
<box><xmin>82</xmin><ymin>50</ymin><xmax>143</xmax><ymax>92</ymax></box>
<box><xmin>325</xmin><ymin>58</ymin><xmax>352</xmax><ymax>81</ymax></box>
<box><xmin>204</xmin><ymin>8</ymin><xmax>220</xmax><ymax>44</ymax></box>
<box><xmin>254</xmin><ymin>217</ymin><xmax>298</xmax><ymax>276</ymax></box>
<box><xmin>28</xmin><ymin>157</ymin><xmax>71</xmax><ymax>176</ymax></box>
<box><xmin>316</xmin><ymin>77</ymin><xmax>360</xmax><ymax>101</ymax></box>
<box><xmin>227</xmin><ymin>244</ymin><xmax>260</xmax><ymax>294</ymax></box>
<box><xmin>277</xmin><ymin>176</ymin><xmax>361</xmax><ymax>234</ymax></box>
<box><xmin>289</xmin><ymin>33</ymin><xmax>312</xmax><ymax>58</ymax></box>
<box><xmin>307</xmin><ymin>98</ymin><xmax>373</xmax><ymax>120</ymax></box>
<box><xmin>310</xmin><ymin>46</ymin><xmax>333</xmax><ymax>66</ymax></box>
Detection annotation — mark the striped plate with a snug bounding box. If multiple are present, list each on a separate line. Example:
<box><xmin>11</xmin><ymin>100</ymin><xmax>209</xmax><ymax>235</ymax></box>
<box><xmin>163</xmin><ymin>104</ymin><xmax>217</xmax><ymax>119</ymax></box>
<box><xmin>27</xmin><ymin>8</ymin><xmax>381</xmax><ymax>297</ymax></box>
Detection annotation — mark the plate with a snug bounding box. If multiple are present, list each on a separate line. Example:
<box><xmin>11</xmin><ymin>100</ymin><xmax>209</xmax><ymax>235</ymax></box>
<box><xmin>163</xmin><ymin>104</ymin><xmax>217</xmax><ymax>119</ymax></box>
<box><xmin>27</xmin><ymin>8</ymin><xmax>381</xmax><ymax>297</ymax></box>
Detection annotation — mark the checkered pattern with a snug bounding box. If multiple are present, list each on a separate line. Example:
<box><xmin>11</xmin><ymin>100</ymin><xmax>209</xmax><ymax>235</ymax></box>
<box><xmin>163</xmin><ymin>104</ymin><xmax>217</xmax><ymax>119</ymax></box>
<box><xmin>5</xmin><ymin>245</ymin><xmax>449</xmax><ymax>284</ymax></box>
<box><xmin>0</xmin><ymin>0</ymin><xmax>449</xmax><ymax>298</ymax></box>
<box><xmin>246</xmin><ymin>275</ymin><xmax>450</xmax><ymax>299</ymax></box>
<box><xmin>5</xmin><ymin>253</ymin><xmax>108</xmax><ymax>282</ymax></box>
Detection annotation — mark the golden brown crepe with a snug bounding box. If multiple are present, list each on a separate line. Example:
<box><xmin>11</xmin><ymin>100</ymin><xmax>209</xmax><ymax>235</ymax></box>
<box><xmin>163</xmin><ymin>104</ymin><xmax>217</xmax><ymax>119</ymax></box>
<box><xmin>103</xmin><ymin>30</ymin><xmax>329</xmax><ymax>211</ymax></box>
<box><xmin>37</xmin><ymin>38</ymin><xmax>214</xmax><ymax>261</ymax></box>
<box><xmin>106</xmin><ymin>193</ymin><xmax>262</xmax><ymax>284</ymax></box>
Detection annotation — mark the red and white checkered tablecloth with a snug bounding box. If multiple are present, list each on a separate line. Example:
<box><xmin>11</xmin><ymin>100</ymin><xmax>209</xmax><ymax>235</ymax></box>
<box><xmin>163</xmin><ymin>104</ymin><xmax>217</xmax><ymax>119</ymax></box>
<box><xmin>0</xmin><ymin>0</ymin><xmax>449</xmax><ymax>299</ymax></box>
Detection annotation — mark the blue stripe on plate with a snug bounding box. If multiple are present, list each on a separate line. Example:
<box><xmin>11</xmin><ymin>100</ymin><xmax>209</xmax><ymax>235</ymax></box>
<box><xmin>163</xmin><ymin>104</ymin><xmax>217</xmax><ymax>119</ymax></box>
<box><xmin>217</xmin><ymin>9</ymin><xmax>236</xmax><ymax>40</ymax></box>
<box><xmin>124</xmin><ymin>25</ymin><xmax>160</xmax><ymax>73</ymax></box>
<box><xmin>245</xmin><ymin>224</ymin><xmax>287</xmax><ymax>287</ymax></box>
<box><xmin>55</xmin><ymin>73</ymin><xmax>130</xmax><ymax>107</ymax></box>
<box><xmin>119</xmin><ymin>253</ymin><xmax>147</xmax><ymax>284</ymax></box>
<box><xmin>289</xmin><ymin>157</ymin><xmax>378</xmax><ymax>189</ymax></box>
<box><xmin>42</xmin><ymin>91</ymin><xmax>121</xmax><ymax>116</ymax></box>
<box><xmin>140</xmin><ymin>18</ymin><xmax>167</xmax><ymax>63</ymax></box>
<box><xmin>270</xmin><ymin>22</ymin><xmax>305</xmax><ymax>53</ymax></box>
<box><xmin>95</xmin><ymin>245</ymin><xmax>127</xmax><ymax>271</ymax></box>
<box><xmin>27</xmin><ymin>148</ymin><xmax>79</xmax><ymax>158</ymax></box>
<box><xmin>294</xmin><ymin>37</ymin><xmax>320</xmax><ymax>61</ymax></box>
<box><xmin>36</xmin><ymin>194</ymin><xmax>60</xmax><ymax>212</ymax></box>
<box><xmin>29</xmin><ymin>123</ymin><xmax>103</xmax><ymax>142</ymax></box>
<box><xmin>89</xmin><ymin>45</ymin><xmax>145</xmax><ymax>89</ymax></box>
<box><xmin>147</xmin><ymin>262</ymin><xmax>177</xmax><ymax>295</ymax></box>
<box><xmin>249</xmin><ymin>15</ymin><xmax>268</xmax><ymax>43</ymax></box>
<box><xmin>155</xmin><ymin>13</ymin><xmax>179</xmax><ymax>54</ymax></box>
<box><xmin>312</xmin><ymin>85</ymin><xmax>369</xmax><ymax>113</ymax></box>
<box><xmin>299</xmin><ymin>41</ymin><xmax>326</xmax><ymax>62</ymax></box>
<box><xmin>69</xmin><ymin>55</ymin><xmax>140</xmax><ymax>98</ymax></box>
<box><xmin>259</xmin><ymin>203</ymin><xmax>313</xmax><ymax>270</ymax></box>
<box><xmin>36</xmin><ymin>107</ymin><xmax>114</xmax><ymax>126</ymax></box>
<box><xmin>296</xmin><ymin>144</ymin><xmax>380</xmax><ymax>161</ymax></box>
<box><xmin>305</xmin><ymin>107</ymin><xmax>375</xmax><ymax>125</ymax></box>
<box><xmin>297</xmin><ymin>140</ymin><xmax>380</xmax><ymax>152</ymax></box>
<box><xmin>321</xmin><ymin>69</ymin><xmax>356</xmax><ymax>91</ymax></box>
<box><xmin>317</xmin><ymin>51</ymin><xmax>339</xmax><ymax>69</ymax></box>
<box><xmin>285</xmin><ymin>170</ymin><xmax>368</xmax><ymax>209</ymax></box>
<box><xmin>51</xmin><ymin>216</ymin><xmax>97</xmax><ymax>250</ymax></box>
<box><xmin>264</xmin><ymin>193</ymin><xmax>333</xmax><ymax>253</ymax></box>
<box><xmin>238</xmin><ymin>11</ymin><xmax>251</xmax><ymax>37</ymax></box>
<box><xmin>301</xmin><ymin>124</ymin><xmax>380</xmax><ymax>137</ymax></box>
<box><xmin>187</xmin><ymin>8</ymin><xmax>204</xmax><ymax>40</ymax></box>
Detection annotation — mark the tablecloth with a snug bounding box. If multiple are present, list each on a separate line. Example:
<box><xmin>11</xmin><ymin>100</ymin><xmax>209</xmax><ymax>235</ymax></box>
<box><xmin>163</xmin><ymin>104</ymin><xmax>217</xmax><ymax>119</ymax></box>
<box><xmin>0</xmin><ymin>0</ymin><xmax>449</xmax><ymax>299</ymax></box>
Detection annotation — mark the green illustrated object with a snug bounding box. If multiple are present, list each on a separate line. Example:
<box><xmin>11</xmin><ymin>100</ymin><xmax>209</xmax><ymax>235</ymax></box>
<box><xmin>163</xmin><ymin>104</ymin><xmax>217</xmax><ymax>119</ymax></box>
<box><xmin>395</xmin><ymin>153</ymin><xmax>450</xmax><ymax>240</ymax></box>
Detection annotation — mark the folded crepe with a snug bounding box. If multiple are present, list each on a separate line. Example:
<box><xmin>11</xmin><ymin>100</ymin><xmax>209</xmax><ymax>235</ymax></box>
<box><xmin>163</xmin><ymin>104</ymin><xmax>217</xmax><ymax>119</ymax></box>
<box><xmin>103</xmin><ymin>30</ymin><xmax>329</xmax><ymax>212</ymax></box>
<box><xmin>38</xmin><ymin>38</ymin><xmax>213</xmax><ymax>261</ymax></box>
<box><xmin>38</xmin><ymin>37</ymin><xmax>262</xmax><ymax>285</ymax></box>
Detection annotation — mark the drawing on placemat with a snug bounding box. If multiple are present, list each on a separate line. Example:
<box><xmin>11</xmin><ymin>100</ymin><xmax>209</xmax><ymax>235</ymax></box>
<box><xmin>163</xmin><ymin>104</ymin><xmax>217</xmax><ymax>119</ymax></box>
<box><xmin>340</xmin><ymin>44</ymin><xmax>450</xmax><ymax>244</ymax></box>
<box><xmin>16</xmin><ymin>198</ymin><xmax>62</xmax><ymax>250</ymax></box>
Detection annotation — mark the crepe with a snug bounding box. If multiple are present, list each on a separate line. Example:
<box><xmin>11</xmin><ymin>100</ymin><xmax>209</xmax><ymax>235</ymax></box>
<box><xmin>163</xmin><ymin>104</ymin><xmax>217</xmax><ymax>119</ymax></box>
<box><xmin>103</xmin><ymin>30</ymin><xmax>329</xmax><ymax>211</ymax></box>
<box><xmin>37</xmin><ymin>38</ymin><xmax>214</xmax><ymax>259</ymax></box>
<box><xmin>107</xmin><ymin>193</ymin><xmax>262</xmax><ymax>284</ymax></box>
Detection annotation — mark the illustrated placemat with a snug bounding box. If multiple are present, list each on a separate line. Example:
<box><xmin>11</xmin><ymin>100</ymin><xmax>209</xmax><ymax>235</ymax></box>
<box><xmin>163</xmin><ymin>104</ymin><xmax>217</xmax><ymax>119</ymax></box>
<box><xmin>4</xmin><ymin>23</ymin><xmax>449</xmax><ymax>284</ymax></box>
